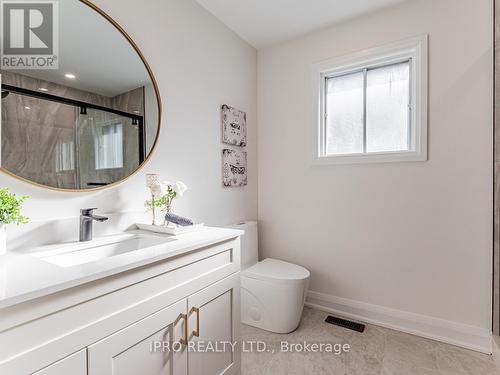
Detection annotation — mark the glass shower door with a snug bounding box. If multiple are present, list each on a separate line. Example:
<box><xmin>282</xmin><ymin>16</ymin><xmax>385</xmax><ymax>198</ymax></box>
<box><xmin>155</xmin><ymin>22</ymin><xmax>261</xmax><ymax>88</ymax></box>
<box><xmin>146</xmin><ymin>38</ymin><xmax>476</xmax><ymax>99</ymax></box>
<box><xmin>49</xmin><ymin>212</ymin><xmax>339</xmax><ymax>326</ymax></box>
<box><xmin>76</xmin><ymin>108</ymin><xmax>142</xmax><ymax>189</ymax></box>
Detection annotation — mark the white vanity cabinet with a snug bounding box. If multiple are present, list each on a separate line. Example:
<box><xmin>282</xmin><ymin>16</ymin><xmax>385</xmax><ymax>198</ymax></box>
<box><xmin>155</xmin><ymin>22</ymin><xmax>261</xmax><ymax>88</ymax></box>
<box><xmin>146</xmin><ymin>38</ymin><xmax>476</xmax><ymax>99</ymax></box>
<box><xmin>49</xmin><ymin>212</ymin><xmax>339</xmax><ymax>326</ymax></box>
<box><xmin>188</xmin><ymin>274</ymin><xmax>241</xmax><ymax>375</ymax></box>
<box><xmin>88</xmin><ymin>299</ymin><xmax>188</xmax><ymax>375</ymax></box>
<box><xmin>32</xmin><ymin>350</ymin><xmax>87</xmax><ymax>375</ymax></box>
<box><xmin>0</xmin><ymin>229</ymin><xmax>242</xmax><ymax>375</ymax></box>
<box><xmin>87</xmin><ymin>273</ymin><xmax>240</xmax><ymax>375</ymax></box>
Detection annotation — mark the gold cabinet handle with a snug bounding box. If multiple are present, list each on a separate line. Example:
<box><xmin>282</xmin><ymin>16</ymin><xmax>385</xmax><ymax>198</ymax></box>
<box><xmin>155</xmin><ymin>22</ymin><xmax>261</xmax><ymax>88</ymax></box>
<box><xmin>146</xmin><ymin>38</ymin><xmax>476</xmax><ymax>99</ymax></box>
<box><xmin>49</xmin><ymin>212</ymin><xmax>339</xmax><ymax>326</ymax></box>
<box><xmin>190</xmin><ymin>307</ymin><xmax>200</xmax><ymax>337</ymax></box>
<box><xmin>179</xmin><ymin>313</ymin><xmax>188</xmax><ymax>345</ymax></box>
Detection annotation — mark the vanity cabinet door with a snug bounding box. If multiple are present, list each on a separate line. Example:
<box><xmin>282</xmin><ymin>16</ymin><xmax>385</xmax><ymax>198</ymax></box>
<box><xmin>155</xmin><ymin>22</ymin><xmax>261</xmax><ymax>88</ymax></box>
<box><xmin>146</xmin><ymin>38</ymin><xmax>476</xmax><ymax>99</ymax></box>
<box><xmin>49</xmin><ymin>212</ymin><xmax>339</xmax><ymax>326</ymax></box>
<box><xmin>187</xmin><ymin>273</ymin><xmax>241</xmax><ymax>375</ymax></box>
<box><xmin>87</xmin><ymin>299</ymin><xmax>188</xmax><ymax>375</ymax></box>
<box><xmin>32</xmin><ymin>349</ymin><xmax>86</xmax><ymax>375</ymax></box>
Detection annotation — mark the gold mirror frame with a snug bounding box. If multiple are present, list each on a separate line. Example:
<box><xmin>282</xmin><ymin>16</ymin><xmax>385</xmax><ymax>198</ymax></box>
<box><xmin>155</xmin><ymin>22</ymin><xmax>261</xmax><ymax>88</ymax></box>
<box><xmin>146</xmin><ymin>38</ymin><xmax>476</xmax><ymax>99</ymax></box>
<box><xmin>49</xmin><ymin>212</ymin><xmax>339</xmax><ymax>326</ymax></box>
<box><xmin>0</xmin><ymin>0</ymin><xmax>162</xmax><ymax>192</ymax></box>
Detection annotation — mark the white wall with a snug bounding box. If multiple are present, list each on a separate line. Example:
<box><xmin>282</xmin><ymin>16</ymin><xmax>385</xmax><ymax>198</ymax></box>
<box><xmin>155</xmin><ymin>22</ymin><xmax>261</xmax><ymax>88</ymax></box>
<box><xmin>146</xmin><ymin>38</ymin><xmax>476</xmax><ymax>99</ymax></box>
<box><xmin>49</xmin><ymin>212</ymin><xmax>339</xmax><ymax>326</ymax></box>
<box><xmin>4</xmin><ymin>0</ymin><xmax>257</xmax><ymax>250</ymax></box>
<box><xmin>258</xmin><ymin>0</ymin><xmax>493</xmax><ymax>330</ymax></box>
<box><xmin>144</xmin><ymin>82</ymin><xmax>159</xmax><ymax>155</ymax></box>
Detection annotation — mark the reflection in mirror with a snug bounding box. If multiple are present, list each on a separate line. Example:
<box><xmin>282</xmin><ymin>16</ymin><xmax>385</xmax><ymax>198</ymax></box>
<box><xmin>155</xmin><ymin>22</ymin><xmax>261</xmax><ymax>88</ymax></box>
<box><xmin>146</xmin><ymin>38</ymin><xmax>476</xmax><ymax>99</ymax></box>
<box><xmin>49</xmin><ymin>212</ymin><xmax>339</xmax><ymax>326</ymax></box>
<box><xmin>0</xmin><ymin>0</ymin><xmax>160</xmax><ymax>190</ymax></box>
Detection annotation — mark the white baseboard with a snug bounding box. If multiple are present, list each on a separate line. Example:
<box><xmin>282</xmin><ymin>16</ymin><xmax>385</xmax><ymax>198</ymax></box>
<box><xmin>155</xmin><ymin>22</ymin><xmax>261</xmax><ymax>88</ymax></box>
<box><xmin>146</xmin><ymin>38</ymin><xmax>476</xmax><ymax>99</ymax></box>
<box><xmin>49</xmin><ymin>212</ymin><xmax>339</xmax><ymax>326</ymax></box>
<box><xmin>492</xmin><ymin>335</ymin><xmax>500</xmax><ymax>368</ymax></box>
<box><xmin>306</xmin><ymin>291</ymin><xmax>492</xmax><ymax>354</ymax></box>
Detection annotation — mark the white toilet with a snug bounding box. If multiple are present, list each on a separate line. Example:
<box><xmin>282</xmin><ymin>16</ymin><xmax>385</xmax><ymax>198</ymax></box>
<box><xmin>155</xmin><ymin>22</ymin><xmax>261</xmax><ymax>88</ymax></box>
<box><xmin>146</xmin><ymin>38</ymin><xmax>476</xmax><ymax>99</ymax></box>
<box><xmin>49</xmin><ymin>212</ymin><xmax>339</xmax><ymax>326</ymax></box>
<box><xmin>229</xmin><ymin>221</ymin><xmax>310</xmax><ymax>333</ymax></box>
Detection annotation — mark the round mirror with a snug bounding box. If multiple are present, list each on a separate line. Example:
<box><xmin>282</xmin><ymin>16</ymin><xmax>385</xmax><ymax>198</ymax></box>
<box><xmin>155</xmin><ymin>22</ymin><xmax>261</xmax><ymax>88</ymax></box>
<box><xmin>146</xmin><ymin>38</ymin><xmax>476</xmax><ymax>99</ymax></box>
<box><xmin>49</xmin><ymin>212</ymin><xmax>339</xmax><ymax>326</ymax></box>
<box><xmin>0</xmin><ymin>0</ymin><xmax>161</xmax><ymax>191</ymax></box>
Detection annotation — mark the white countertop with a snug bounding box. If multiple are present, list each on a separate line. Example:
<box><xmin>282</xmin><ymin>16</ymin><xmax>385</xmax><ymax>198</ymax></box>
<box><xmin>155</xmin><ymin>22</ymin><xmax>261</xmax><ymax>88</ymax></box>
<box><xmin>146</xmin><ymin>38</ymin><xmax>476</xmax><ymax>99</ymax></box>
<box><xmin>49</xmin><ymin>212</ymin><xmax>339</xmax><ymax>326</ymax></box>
<box><xmin>0</xmin><ymin>226</ymin><xmax>243</xmax><ymax>309</ymax></box>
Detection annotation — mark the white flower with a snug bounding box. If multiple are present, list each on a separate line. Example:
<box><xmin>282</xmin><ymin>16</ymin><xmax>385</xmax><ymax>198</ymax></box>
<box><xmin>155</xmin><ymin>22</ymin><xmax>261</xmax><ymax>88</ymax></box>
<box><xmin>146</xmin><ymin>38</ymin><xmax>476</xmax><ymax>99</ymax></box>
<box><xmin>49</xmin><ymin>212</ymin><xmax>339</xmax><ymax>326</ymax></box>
<box><xmin>150</xmin><ymin>183</ymin><xmax>165</xmax><ymax>198</ymax></box>
<box><xmin>173</xmin><ymin>181</ymin><xmax>187</xmax><ymax>196</ymax></box>
<box><xmin>160</xmin><ymin>182</ymin><xmax>172</xmax><ymax>195</ymax></box>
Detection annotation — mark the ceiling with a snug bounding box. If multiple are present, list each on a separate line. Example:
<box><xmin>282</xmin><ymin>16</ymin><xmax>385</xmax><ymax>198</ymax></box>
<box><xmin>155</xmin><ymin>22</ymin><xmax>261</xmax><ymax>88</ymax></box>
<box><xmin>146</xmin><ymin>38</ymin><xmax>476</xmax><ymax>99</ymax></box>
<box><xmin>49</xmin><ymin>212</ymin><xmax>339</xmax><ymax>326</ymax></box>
<box><xmin>196</xmin><ymin>0</ymin><xmax>410</xmax><ymax>49</ymax></box>
<box><xmin>10</xmin><ymin>0</ymin><xmax>151</xmax><ymax>97</ymax></box>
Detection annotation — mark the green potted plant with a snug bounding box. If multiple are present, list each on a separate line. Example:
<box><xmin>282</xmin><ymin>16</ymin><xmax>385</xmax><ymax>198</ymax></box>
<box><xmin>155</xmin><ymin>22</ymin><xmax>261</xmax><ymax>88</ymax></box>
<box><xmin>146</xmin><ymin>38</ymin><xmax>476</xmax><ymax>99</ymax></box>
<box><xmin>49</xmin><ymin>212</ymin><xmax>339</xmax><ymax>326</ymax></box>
<box><xmin>0</xmin><ymin>188</ymin><xmax>29</xmax><ymax>255</ymax></box>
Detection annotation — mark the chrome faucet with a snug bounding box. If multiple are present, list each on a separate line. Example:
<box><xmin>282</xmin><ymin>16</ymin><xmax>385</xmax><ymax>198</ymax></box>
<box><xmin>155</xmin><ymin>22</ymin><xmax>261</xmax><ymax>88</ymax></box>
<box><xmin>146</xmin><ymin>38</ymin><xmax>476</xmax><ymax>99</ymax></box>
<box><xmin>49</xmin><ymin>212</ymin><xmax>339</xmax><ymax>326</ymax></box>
<box><xmin>79</xmin><ymin>208</ymin><xmax>109</xmax><ymax>242</ymax></box>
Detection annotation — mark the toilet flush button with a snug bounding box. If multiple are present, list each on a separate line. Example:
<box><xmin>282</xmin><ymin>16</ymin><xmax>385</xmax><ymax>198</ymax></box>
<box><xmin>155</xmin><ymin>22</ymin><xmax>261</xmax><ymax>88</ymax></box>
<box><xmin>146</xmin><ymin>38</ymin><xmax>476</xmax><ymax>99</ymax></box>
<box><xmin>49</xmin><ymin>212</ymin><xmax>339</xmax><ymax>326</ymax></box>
<box><xmin>249</xmin><ymin>307</ymin><xmax>261</xmax><ymax>321</ymax></box>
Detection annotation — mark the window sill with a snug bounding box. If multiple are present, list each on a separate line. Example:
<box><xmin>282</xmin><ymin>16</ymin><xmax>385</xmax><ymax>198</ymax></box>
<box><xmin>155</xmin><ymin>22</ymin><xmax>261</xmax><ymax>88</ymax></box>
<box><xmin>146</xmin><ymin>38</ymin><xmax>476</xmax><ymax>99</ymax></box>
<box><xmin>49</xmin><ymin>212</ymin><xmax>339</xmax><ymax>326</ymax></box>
<box><xmin>312</xmin><ymin>151</ymin><xmax>427</xmax><ymax>166</ymax></box>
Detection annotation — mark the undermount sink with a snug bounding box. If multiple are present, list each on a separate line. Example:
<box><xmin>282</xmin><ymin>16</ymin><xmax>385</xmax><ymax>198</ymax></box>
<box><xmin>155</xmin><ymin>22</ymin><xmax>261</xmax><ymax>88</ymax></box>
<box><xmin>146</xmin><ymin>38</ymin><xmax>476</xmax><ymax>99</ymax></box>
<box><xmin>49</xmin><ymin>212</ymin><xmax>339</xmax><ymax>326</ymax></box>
<box><xmin>31</xmin><ymin>234</ymin><xmax>175</xmax><ymax>267</ymax></box>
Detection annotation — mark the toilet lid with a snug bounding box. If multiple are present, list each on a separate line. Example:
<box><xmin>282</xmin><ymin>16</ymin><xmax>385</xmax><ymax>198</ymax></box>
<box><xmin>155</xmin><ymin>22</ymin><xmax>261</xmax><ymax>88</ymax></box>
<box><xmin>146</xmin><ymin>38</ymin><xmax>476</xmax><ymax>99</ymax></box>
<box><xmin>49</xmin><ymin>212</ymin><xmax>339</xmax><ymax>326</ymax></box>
<box><xmin>243</xmin><ymin>258</ymin><xmax>310</xmax><ymax>284</ymax></box>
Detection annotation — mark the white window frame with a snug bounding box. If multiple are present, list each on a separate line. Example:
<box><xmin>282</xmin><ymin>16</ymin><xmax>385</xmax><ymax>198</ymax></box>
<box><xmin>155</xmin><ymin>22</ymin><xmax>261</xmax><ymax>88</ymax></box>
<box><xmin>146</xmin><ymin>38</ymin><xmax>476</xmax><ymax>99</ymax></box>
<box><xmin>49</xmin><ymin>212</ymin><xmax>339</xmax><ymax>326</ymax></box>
<box><xmin>312</xmin><ymin>35</ymin><xmax>428</xmax><ymax>165</ymax></box>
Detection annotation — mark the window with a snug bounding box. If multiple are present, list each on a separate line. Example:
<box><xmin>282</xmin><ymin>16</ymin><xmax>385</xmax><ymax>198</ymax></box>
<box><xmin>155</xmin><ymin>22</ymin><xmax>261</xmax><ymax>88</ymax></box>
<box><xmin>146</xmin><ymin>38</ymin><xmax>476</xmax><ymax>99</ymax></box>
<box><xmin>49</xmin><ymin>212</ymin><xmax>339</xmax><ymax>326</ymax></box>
<box><xmin>94</xmin><ymin>123</ymin><xmax>124</xmax><ymax>170</ymax></box>
<box><xmin>315</xmin><ymin>35</ymin><xmax>428</xmax><ymax>164</ymax></box>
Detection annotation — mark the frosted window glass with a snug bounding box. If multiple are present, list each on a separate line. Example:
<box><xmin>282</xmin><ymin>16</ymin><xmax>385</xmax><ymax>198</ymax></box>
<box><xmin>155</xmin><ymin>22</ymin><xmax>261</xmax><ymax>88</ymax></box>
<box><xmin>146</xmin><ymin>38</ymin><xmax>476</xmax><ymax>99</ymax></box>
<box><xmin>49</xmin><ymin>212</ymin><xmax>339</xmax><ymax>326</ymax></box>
<box><xmin>366</xmin><ymin>62</ymin><xmax>410</xmax><ymax>153</ymax></box>
<box><xmin>325</xmin><ymin>72</ymin><xmax>364</xmax><ymax>155</ymax></box>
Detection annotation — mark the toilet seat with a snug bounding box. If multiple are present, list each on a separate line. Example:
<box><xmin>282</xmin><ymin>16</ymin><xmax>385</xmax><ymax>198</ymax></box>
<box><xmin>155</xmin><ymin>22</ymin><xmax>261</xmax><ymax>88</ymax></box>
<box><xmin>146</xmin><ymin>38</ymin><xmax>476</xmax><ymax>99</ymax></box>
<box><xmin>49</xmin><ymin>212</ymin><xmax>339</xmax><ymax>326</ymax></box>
<box><xmin>229</xmin><ymin>221</ymin><xmax>310</xmax><ymax>334</ymax></box>
<box><xmin>240</xmin><ymin>258</ymin><xmax>310</xmax><ymax>333</ymax></box>
<box><xmin>243</xmin><ymin>258</ymin><xmax>310</xmax><ymax>284</ymax></box>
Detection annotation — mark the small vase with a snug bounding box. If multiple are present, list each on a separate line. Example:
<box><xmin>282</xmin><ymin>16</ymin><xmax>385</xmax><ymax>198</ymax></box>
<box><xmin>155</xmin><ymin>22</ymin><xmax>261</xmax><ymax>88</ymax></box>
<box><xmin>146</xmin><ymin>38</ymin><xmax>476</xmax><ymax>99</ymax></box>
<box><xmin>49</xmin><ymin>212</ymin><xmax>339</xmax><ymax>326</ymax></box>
<box><xmin>153</xmin><ymin>209</ymin><xmax>165</xmax><ymax>226</ymax></box>
<box><xmin>0</xmin><ymin>224</ymin><xmax>6</xmax><ymax>255</ymax></box>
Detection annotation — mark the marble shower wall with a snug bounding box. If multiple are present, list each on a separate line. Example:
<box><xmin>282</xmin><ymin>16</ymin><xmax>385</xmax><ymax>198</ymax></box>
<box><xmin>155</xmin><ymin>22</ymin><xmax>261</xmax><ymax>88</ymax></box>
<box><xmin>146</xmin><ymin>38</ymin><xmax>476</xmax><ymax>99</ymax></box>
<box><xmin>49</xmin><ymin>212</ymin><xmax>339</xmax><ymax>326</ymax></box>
<box><xmin>1</xmin><ymin>71</ymin><xmax>145</xmax><ymax>189</ymax></box>
<box><xmin>494</xmin><ymin>0</ymin><xmax>499</xmax><ymax>335</ymax></box>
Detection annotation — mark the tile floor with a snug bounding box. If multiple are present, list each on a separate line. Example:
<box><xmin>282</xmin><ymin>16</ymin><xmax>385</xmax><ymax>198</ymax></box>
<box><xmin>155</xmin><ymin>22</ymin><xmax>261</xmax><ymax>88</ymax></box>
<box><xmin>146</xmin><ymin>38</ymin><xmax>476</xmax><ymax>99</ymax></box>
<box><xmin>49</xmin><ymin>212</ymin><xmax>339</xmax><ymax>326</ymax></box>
<box><xmin>241</xmin><ymin>307</ymin><xmax>499</xmax><ymax>375</ymax></box>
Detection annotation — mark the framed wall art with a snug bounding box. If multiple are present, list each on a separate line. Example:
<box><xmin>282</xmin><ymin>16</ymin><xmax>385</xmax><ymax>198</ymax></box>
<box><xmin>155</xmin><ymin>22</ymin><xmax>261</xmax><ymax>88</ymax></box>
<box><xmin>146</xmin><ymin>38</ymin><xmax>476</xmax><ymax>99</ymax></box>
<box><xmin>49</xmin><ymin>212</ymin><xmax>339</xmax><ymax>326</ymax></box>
<box><xmin>222</xmin><ymin>148</ymin><xmax>247</xmax><ymax>187</ymax></box>
<box><xmin>221</xmin><ymin>104</ymin><xmax>247</xmax><ymax>147</ymax></box>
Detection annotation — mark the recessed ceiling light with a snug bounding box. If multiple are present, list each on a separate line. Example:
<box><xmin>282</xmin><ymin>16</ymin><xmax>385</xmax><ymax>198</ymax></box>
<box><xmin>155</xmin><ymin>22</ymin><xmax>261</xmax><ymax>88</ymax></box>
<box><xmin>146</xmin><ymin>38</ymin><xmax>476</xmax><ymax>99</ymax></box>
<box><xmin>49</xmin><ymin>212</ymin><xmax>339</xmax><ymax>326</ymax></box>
<box><xmin>38</xmin><ymin>87</ymin><xmax>49</xmax><ymax>92</ymax></box>
<box><xmin>24</xmin><ymin>106</ymin><xmax>31</xmax><ymax>110</ymax></box>
<box><xmin>65</xmin><ymin>73</ymin><xmax>76</xmax><ymax>79</ymax></box>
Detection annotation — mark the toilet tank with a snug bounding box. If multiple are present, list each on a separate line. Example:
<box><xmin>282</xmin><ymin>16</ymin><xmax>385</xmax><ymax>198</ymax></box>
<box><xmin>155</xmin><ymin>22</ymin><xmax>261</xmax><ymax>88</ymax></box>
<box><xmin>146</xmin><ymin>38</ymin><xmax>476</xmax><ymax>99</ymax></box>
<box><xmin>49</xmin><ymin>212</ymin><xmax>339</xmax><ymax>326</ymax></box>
<box><xmin>228</xmin><ymin>221</ymin><xmax>258</xmax><ymax>270</ymax></box>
